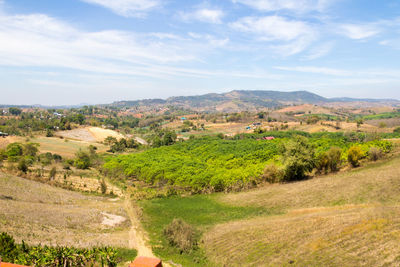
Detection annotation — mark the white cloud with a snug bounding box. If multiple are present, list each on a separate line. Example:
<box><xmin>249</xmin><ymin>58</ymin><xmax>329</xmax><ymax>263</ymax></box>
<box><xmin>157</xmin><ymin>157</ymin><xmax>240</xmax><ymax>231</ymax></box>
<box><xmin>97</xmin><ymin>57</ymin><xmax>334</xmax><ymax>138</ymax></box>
<box><xmin>232</xmin><ymin>0</ymin><xmax>333</xmax><ymax>13</ymax></box>
<box><xmin>339</xmin><ymin>24</ymin><xmax>379</xmax><ymax>40</ymax></box>
<box><xmin>302</xmin><ymin>42</ymin><xmax>334</xmax><ymax>60</ymax></box>
<box><xmin>80</xmin><ymin>0</ymin><xmax>160</xmax><ymax>17</ymax></box>
<box><xmin>231</xmin><ymin>16</ymin><xmax>313</xmax><ymax>41</ymax></box>
<box><xmin>180</xmin><ymin>8</ymin><xmax>224</xmax><ymax>24</ymax></box>
<box><xmin>230</xmin><ymin>16</ymin><xmax>316</xmax><ymax>56</ymax></box>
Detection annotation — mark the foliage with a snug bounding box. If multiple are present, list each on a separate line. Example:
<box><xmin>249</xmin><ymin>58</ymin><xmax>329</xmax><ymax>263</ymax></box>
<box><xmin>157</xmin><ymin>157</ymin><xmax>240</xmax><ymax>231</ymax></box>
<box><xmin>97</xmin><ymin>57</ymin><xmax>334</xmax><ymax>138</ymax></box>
<box><xmin>0</xmin><ymin>232</ymin><xmax>120</xmax><ymax>267</ymax></box>
<box><xmin>163</xmin><ymin>219</ymin><xmax>198</xmax><ymax>253</ymax></box>
<box><xmin>100</xmin><ymin>179</ymin><xmax>107</xmax><ymax>194</ymax></box>
<box><xmin>74</xmin><ymin>150</ymin><xmax>91</xmax><ymax>169</ymax></box>
<box><xmin>8</xmin><ymin>107</ymin><xmax>22</xmax><ymax>116</ymax></box>
<box><xmin>262</xmin><ymin>163</ymin><xmax>284</xmax><ymax>183</ymax></box>
<box><xmin>17</xmin><ymin>158</ymin><xmax>28</xmax><ymax>173</ymax></box>
<box><xmin>281</xmin><ymin>136</ymin><xmax>315</xmax><ymax>181</ymax></box>
<box><xmin>347</xmin><ymin>146</ymin><xmax>363</xmax><ymax>167</ymax></box>
<box><xmin>104</xmin><ymin>132</ymin><xmax>393</xmax><ymax>191</ymax></box>
<box><xmin>316</xmin><ymin>147</ymin><xmax>342</xmax><ymax>174</ymax></box>
<box><xmin>368</xmin><ymin>147</ymin><xmax>383</xmax><ymax>161</ymax></box>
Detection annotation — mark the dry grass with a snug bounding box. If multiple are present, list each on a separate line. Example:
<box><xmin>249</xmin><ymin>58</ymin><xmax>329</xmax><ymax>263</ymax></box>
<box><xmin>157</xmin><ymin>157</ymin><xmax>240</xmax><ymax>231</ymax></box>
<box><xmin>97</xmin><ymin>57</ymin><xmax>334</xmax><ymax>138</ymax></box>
<box><xmin>202</xmin><ymin>156</ymin><xmax>400</xmax><ymax>266</ymax></box>
<box><xmin>204</xmin><ymin>204</ymin><xmax>400</xmax><ymax>266</ymax></box>
<box><xmin>0</xmin><ymin>135</ymin><xmax>108</xmax><ymax>158</ymax></box>
<box><xmin>0</xmin><ymin>172</ymin><xmax>130</xmax><ymax>248</ymax></box>
<box><xmin>219</xmin><ymin>156</ymin><xmax>400</xmax><ymax>211</ymax></box>
<box><xmin>56</xmin><ymin>127</ymin><xmax>124</xmax><ymax>143</ymax></box>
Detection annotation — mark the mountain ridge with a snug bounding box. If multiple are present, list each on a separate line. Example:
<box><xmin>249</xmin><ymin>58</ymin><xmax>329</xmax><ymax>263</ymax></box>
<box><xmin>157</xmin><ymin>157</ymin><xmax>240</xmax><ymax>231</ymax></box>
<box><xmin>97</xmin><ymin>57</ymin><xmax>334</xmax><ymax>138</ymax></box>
<box><xmin>109</xmin><ymin>90</ymin><xmax>400</xmax><ymax>112</ymax></box>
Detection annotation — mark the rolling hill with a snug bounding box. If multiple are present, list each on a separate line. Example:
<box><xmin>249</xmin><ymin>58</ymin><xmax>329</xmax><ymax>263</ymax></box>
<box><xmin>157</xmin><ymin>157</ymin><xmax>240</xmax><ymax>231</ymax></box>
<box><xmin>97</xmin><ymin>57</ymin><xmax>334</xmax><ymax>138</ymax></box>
<box><xmin>109</xmin><ymin>90</ymin><xmax>400</xmax><ymax>112</ymax></box>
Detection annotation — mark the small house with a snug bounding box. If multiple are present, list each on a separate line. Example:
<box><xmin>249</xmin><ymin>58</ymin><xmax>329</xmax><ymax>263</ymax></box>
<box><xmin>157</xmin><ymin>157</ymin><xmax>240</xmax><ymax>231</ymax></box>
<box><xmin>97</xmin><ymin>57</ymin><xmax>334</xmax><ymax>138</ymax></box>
<box><xmin>130</xmin><ymin>256</ymin><xmax>162</xmax><ymax>267</ymax></box>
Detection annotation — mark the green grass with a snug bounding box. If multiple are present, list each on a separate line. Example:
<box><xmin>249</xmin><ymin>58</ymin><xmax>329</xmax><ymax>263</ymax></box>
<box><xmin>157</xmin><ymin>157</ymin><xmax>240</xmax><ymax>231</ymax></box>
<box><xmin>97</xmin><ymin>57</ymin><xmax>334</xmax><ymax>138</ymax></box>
<box><xmin>139</xmin><ymin>194</ymin><xmax>272</xmax><ymax>266</ymax></box>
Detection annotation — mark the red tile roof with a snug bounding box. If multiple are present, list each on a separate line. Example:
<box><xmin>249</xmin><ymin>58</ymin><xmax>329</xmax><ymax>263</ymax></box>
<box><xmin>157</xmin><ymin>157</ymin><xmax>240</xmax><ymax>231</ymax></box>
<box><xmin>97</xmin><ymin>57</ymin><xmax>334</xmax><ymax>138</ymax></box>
<box><xmin>130</xmin><ymin>256</ymin><xmax>162</xmax><ymax>267</ymax></box>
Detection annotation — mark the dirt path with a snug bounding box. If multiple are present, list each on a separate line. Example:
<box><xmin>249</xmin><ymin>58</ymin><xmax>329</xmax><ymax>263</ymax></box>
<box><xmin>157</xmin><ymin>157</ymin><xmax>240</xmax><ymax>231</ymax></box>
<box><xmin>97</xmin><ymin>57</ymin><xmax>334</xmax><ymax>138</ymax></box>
<box><xmin>123</xmin><ymin>197</ymin><xmax>155</xmax><ymax>258</ymax></box>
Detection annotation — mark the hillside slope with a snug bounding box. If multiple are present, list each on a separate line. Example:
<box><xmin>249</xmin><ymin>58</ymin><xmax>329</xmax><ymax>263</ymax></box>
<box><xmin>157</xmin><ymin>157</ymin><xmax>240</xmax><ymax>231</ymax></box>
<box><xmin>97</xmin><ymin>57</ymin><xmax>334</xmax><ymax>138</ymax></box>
<box><xmin>203</xmin><ymin>156</ymin><xmax>400</xmax><ymax>266</ymax></box>
<box><xmin>109</xmin><ymin>90</ymin><xmax>400</xmax><ymax>112</ymax></box>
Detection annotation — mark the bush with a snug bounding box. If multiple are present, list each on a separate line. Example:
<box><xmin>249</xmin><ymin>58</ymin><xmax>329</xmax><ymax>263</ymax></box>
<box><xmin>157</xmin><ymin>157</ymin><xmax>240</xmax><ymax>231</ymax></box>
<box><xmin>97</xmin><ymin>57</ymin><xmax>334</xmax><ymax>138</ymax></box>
<box><xmin>368</xmin><ymin>147</ymin><xmax>382</xmax><ymax>161</ymax></box>
<box><xmin>348</xmin><ymin>146</ymin><xmax>363</xmax><ymax>167</ymax></box>
<box><xmin>17</xmin><ymin>159</ymin><xmax>28</xmax><ymax>173</ymax></box>
<box><xmin>394</xmin><ymin>127</ymin><xmax>400</xmax><ymax>133</ymax></box>
<box><xmin>49</xmin><ymin>167</ymin><xmax>57</xmax><ymax>180</ymax></box>
<box><xmin>262</xmin><ymin>163</ymin><xmax>284</xmax><ymax>183</ymax></box>
<box><xmin>327</xmin><ymin>147</ymin><xmax>342</xmax><ymax>172</ymax></box>
<box><xmin>282</xmin><ymin>136</ymin><xmax>315</xmax><ymax>181</ymax></box>
<box><xmin>74</xmin><ymin>150</ymin><xmax>91</xmax><ymax>169</ymax></box>
<box><xmin>100</xmin><ymin>179</ymin><xmax>107</xmax><ymax>194</ymax></box>
<box><xmin>163</xmin><ymin>219</ymin><xmax>197</xmax><ymax>252</ymax></box>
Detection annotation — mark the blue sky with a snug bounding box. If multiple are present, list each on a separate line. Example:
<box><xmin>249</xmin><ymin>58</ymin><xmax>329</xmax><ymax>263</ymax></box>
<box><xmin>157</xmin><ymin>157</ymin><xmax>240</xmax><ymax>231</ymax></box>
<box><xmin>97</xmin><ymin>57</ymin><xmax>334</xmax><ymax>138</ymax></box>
<box><xmin>1</xmin><ymin>0</ymin><xmax>400</xmax><ymax>105</ymax></box>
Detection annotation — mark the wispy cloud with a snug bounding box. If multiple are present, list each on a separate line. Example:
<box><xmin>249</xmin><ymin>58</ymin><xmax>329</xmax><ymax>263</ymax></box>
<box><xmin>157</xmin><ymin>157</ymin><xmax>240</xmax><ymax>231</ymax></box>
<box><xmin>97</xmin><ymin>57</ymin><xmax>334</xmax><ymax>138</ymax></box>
<box><xmin>231</xmin><ymin>15</ymin><xmax>316</xmax><ymax>56</ymax></box>
<box><xmin>231</xmin><ymin>16</ymin><xmax>313</xmax><ymax>41</ymax></box>
<box><xmin>231</xmin><ymin>0</ymin><xmax>334</xmax><ymax>13</ymax></box>
<box><xmin>302</xmin><ymin>42</ymin><xmax>334</xmax><ymax>60</ymax></box>
<box><xmin>339</xmin><ymin>24</ymin><xmax>380</xmax><ymax>40</ymax></box>
<box><xmin>80</xmin><ymin>0</ymin><xmax>160</xmax><ymax>17</ymax></box>
<box><xmin>180</xmin><ymin>8</ymin><xmax>225</xmax><ymax>24</ymax></box>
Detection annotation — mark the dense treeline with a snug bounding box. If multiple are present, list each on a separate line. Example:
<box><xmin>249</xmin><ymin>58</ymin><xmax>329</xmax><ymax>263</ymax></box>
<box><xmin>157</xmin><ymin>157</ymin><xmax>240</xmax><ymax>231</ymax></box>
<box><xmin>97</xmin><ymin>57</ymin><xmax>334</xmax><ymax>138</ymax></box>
<box><xmin>103</xmin><ymin>131</ymin><xmax>392</xmax><ymax>192</ymax></box>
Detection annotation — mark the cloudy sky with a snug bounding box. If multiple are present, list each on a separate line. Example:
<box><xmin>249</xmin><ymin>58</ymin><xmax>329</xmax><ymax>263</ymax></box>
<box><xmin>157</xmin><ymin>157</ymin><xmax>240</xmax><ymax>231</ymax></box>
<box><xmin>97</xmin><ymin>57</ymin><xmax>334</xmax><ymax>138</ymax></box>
<box><xmin>1</xmin><ymin>0</ymin><xmax>400</xmax><ymax>105</ymax></box>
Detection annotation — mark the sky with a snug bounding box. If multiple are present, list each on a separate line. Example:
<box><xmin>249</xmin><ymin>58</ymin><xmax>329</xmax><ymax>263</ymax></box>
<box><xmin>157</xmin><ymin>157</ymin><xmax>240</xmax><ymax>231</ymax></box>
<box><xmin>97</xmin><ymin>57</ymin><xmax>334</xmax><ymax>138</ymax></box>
<box><xmin>1</xmin><ymin>0</ymin><xmax>400</xmax><ymax>105</ymax></box>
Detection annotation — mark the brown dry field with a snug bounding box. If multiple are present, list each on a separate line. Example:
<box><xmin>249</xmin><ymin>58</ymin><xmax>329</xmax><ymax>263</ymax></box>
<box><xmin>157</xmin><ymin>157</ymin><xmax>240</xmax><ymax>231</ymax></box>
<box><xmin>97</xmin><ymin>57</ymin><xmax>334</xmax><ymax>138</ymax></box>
<box><xmin>56</xmin><ymin>127</ymin><xmax>124</xmax><ymax>142</ymax></box>
<box><xmin>203</xmin><ymin>156</ymin><xmax>400</xmax><ymax>266</ymax></box>
<box><xmin>0</xmin><ymin>135</ymin><xmax>109</xmax><ymax>158</ymax></box>
<box><xmin>0</xmin><ymin>172</ymin><xmax>129</xmax><ymax>248</ymax></box>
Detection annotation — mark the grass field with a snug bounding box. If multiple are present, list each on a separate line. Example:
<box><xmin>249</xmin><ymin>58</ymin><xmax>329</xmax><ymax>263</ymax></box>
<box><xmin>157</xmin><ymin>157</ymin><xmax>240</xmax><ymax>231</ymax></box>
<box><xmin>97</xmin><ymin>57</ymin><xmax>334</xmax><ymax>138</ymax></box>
<box><xmin>139</xmin><ymin>195</ymin><xmax>270</xmax><ymax>266</ymax></box>
<box><xmin>203</xmin><ymin>156</ymin><xmax>400</xmax><ymax>266</ymax></box>
<box><xmin>0</xmin><ymin>172</ymin><xmax>130</xmax><ymax>248</ymax></box>
<box><xmin>140</xmin><ymin>155</ymin><xmax>400</xmax><ymax>266</ymax></box>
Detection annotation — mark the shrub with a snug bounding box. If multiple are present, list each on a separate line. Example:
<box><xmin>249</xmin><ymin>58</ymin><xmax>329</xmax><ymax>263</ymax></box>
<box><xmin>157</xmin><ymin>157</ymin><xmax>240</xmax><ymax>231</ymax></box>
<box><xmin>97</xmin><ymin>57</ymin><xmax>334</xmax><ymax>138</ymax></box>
<box><xmin>348</xmin><ymin>146</ymin><xmax>363</xmax><ymax>167</ymax></box>
<box><xmin>368</xmin><ymin>147</ymin><xmax>382</xmax><ymax>161</ymax></box>
<box><xmin>282</xmin><ymin>136</ymin><xmax>315</xmax><ymax>181</ymax></box>
<box><xmin>49</xmin><ymin>167</ymin><xmax>57</xmax><ymax>180</ymax></box>
<box><xmin>262</xmin><ymin>163</ymin><xmax>284</xmax><ymax>183</ymax></box>
<box><xmin>394</xmin><ymin>127</ymin><xmax>400</xmax><ymax>133</ymax></box>
<box><xmin>17</xmin><ymin>158</ymin><xmax>28</xmax><ymax>173</ymax></box>
<box><xmin>100</xmin><ymin>179</ymin><xmax>107</xmax><ymax>194</ymax></box>
<box><xmin>326</xmin><ymin>147</ymin><xmax>342</xmax><ymax>172</ymax></box>
<box><xmin>74</xmin><ymin>150</ymin><xmax>91</xmax><ymax>169</ymax></box>
<box><xmin>163</xmin><ymin>219</ymin><xmax>197</xmax><ymax>252</ymax></box>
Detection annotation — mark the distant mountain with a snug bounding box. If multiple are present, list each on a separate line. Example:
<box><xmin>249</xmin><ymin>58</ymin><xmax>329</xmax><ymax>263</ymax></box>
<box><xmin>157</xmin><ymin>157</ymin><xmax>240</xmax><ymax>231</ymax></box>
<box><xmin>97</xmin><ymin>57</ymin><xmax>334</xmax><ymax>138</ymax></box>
<box><xmin>109</xmin><ymin>90</ymin><xmax>400</xmax><ymax>112</ymax></box>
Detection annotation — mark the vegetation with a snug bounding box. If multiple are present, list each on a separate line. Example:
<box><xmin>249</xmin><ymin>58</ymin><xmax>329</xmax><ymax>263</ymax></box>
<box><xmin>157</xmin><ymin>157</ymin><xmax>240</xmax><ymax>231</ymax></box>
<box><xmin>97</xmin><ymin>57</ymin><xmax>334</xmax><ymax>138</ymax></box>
<box><xmin>0</xmin><ymin>232</ymin><xmax>137</xmax><ymax>267</ymax></box>
<box><xmin>104</xmin><ymin>132</ymin><xmax>392</xmax><ymax>192</ymax></box>
<box><xmin>163</xmin><ymin>219</ymin><xmax>198</xmax><ymax>253</ymax></box>
<box><xmin>140</xmin><ymin>195</ymin><xmax>268</xmax><ymax>266</ymax></box>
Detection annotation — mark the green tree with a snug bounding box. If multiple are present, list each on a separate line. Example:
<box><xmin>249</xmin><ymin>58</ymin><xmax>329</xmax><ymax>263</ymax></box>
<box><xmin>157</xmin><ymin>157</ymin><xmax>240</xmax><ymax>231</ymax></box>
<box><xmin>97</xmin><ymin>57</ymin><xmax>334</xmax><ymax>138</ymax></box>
<box><xmin>8</xmin><ymin>107</ymin><xmax>22</xmax><ymax>116</ymax></box>
<box><xmin>74</xmin><ymin>150</ymin><xmax>91</xmax><ymax>169</ymax></box>
<box><xmin>282</xmin><ymin>136</ymin><xmax>315</xmax><ymax>181</ymax></box>
<box><xmin>6</xmin><ymin>143</ymin><xmax>23</xmax><ymax>161</ymax></box>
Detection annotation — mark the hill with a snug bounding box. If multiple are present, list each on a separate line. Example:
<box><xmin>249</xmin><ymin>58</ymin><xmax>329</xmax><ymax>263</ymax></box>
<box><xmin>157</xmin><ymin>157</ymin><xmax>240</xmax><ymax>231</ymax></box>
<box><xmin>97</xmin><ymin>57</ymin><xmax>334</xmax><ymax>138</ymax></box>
<box><xmin>138</xmin><ymin>152</ymin><xmax>400</xmax><ymax>266</ymax></box>
<box><xmin>109</xmin><ymin>90</ymin><xmax>400</xmax><ymax>112</ymax></box>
